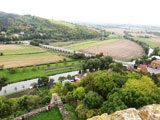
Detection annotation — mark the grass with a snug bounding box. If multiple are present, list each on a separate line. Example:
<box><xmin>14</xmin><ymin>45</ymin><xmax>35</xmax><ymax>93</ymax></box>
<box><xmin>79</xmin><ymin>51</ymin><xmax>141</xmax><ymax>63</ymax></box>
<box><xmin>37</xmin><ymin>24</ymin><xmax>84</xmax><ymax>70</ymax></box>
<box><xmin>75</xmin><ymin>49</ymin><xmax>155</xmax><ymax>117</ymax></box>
<box><xmin>133</xmin><ymin>36</ymin><xmax>160</xmax><ymax>48</ymax></box>
<box><xmin>4</xmin><ymin>89</ymin><xmax>29</xmax><ymax>97</ymax></box>
<box><xmin>0</xmin><ymin>61</ymin><xmax>82</xmax><ymax>84</ymax></box>
<box><xmin>51</xmin><ymin>20</ymin><xmax>75</xmax><ymax>29</ymax></box>
<box><xmin>0</xmin><ymin>44</ymin><xmax>63</xmax><ymax>61</ymax></box>
<box><xmin>68</xmin><ymin>39</ymin><xmax>120</xmax><ymax>51</ymax></box>
<box><xmin>0</xmin><ymin>44</ymin><xmax>70</xmax><ymax>68</ymax></box>
<box><xmin>27</xmin><ymin>108</ymin><xmax>63</xmax><ymax>120</ymax></box>
<box><xmin>64</xmin><ymin>104</ymin><xmax>77</xmax><ymax>120</ymax></box>
<box><xmin>0</xmin><ymin>52</ymin><xmax>59</xmax><ymax>60</ymax></box>
<box><xmin>39</xmin><ymin>86</ymin><xmax>48</xmax><ymax>93</ymax></box>
<box><xmin>50</xmin><ymin>39</ymin><xmax>120</xmax><ymax>51</ymax></box>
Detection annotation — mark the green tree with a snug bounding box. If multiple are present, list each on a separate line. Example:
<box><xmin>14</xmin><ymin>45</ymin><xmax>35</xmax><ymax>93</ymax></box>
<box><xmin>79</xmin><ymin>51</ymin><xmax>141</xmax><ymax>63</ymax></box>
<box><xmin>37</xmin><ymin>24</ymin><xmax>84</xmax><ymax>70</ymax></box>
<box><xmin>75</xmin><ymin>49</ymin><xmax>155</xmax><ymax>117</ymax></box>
<box><xmin>63</xmin><ymin>82</ymin><xmax>76</xmax><ymax>94</ymax></box>
<box><xmin>124</xmin><ymin>76</ymin><xmax>160</xmax><ymax>94</ymax></box>
<box><xmin>73</xmin><ymin>87</ymin><xmax>85</xmax><ymax>100</ymax></box>
<box><xmin>40</xmin><ymin>76</ymin><xmax>49</xmax><ymax>86</ymax></box>
<box><xmin>99</xmin><ymin>92</ymin><xmax>127</xmax><ymax>114</ymax></box>
<box><xmin>83</xmin><ymin>91</ymin><xmax>103</xmax><ymax>109</ymax></box>
<box><xmin>75</xmin><ymin>104</ymin><xmax>88</xmax><ymax>120</ymax></box>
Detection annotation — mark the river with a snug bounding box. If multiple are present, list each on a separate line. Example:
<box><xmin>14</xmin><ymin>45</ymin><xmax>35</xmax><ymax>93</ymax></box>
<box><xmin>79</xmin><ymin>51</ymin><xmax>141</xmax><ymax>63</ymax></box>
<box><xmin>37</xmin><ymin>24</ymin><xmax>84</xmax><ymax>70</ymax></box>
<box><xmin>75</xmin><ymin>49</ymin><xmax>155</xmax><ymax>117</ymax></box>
<box><xmin>148</xmin><ymin>47</ymin><xmax>154</xmax><ymax>57</ymax></box>
<box><xmin>0</xmin><ymin>71</ymin><xmax>79</xmax><ymax>96</ymax></box>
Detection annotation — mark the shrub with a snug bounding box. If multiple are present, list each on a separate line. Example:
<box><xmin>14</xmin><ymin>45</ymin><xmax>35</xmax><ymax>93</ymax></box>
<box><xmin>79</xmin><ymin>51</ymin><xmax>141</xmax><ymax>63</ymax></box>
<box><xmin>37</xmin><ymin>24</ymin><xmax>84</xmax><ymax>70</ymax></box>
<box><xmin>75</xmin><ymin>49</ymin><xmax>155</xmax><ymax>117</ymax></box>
<box><xmin>47</xmin><ymin>64</ymin><xmax>50</xmax><ymax>67</ymax></box>
<box><xmin>0</xmin><ymin>75</ymin><xmax>8</xmax><ymax>84</ymax></box>
<box><xmin>0</xmin><ymin>65</ymin><xmax>4</xmax><ymax>70</ymax></box>
<box><xmin>22</xmin><ymin>67</ymin><xmax>26</xmax><ymax>72</ymax></box>
<box><xmin>8</xmin><ymin>68</ymin><xmax>17</xmax><ymax>74</ymax></box>
<box><xmin>32</xmin><ymin>65</ymin><xmax>37</xmax><ymax>71</ymax></box>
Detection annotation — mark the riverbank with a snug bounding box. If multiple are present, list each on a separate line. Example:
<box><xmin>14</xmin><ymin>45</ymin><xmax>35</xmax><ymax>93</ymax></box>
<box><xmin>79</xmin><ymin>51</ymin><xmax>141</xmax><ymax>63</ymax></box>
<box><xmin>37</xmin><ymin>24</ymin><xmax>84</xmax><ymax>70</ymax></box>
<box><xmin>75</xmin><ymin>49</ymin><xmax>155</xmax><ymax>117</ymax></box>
<box><xmin>0</xmin><ymin>61</ymin><xmax>82</xmax><ymax>85</ymax></box>
<box><xmin>0</xmin><ymin>70</ymin><xmax>80</xmax><ymax>96</ymax></box>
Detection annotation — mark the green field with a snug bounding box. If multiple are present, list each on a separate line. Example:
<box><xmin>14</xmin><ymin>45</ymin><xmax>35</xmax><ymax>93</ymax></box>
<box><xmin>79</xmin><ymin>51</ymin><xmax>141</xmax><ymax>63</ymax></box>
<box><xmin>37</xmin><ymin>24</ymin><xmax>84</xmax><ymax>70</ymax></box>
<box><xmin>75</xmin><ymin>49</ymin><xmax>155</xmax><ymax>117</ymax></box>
<box><xmin>27</xmin><ymin>108</ymin><xmax>63</xmax><ymax>120</ymax></box>
<box><xmin>64</xmin><ymin>104</ymin><xmax>77</xmax><ymax>120</ymax></box>
<box><xmin>27</xmin><ymin>104</ymin><xmax>77</xmax><ymax>120</ymax></box>
<box><xmin>0</xmin><ymin>44</ymin><xmax>59</xmax><ymax>60</ymax></box>
<box><xmin>0</xmin><ymin>44</ymin><xmax>69</xmax><ymax>68</ymax></box>
<box><xmin>51</xmin><ymin>20</ymin><xmax>76</xmax><ymax>29</ymax></box>
<box><xmin>51</xmin><ymin>39</ymin><xmax>120</xmax><ymax>51</ymax></box>
<box><xmin>0</xmin><ymin>52</ymin><xmax>60</xmax><ymax>60</ymax></box>
<box><xmin>0</xmin><ymin>61</ymin><xmax>82</xmax><ymax>84</ymax></box>
<box><xmin>133</xmin><ymin>36</ymin><xmax>160</xmax><ymax>48</ymax></box>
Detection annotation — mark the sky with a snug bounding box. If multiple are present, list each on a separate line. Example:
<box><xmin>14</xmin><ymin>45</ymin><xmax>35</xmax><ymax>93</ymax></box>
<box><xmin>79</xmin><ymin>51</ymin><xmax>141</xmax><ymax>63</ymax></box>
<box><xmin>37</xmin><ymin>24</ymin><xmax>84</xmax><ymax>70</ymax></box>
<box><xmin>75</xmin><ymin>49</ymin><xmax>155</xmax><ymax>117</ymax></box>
<box><xmin>0</xmin><ymin>0</ymin><xmax>160</xmax><ymax>25</ymax></box>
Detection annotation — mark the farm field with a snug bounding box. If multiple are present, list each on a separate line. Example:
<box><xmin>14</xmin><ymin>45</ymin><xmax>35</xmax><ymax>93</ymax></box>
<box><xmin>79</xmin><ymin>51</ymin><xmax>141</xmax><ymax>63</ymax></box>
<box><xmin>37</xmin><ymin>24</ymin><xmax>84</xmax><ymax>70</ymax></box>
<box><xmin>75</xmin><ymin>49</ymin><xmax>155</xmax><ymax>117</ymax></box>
<box><xmin>133</xmin><ymin>36</ymin><xmax>160</xmax><ymax>48</ymax></box>
<box><xmin>80</xmin><ymin>39</ymin><xmax>144</xmax><ymax>61</ymax></box>
<box><xmin>105</xmin><ymin>28</ymin><xmax>125</xmax><ymax>35</ymax></box>
<box><xmin>0</xmin><ymin>44</ymin><xmax>67</xmax><ymax>68</ymax></box>
<box><xmin>0</xmin><ymin>61</ymin><xmax>82</xmax><ymax>84</ymax></box>
<box><xmin>50</xmin><ymin>39</ymin><xmax>120</xmax><ymax>51</ymax></box>
<box><xmin>27</xmin><ymin>108</ymin><xmax>63</xmax><ymax>120</ymax></box>
<box><xmin>0</xmin><ymin>44</ymin><xmax>46</xmax><ymax>55</ymax></box>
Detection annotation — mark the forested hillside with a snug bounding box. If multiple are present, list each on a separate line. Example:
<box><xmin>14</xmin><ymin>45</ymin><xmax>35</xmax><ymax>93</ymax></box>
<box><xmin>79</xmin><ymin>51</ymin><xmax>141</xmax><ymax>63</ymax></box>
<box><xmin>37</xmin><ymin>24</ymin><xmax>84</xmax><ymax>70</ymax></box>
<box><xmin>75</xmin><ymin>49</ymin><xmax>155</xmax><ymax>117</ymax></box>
<box><xmin>0</xmin><ymin>11</ymin><xmax>101</xmax><ymax>41</ymax></box>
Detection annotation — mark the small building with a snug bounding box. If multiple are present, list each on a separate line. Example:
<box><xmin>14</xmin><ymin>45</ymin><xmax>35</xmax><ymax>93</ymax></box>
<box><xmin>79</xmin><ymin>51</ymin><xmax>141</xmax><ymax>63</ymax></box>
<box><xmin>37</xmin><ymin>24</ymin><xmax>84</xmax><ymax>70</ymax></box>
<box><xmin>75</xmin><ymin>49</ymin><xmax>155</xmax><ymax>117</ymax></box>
<box><xmin>20</xmin><ymin>31</ymin><xmax>24</xmax><ymax>35</ymax></box>
<box><xmin>75</xmin><ymin>74</ymin><xmax>84</xmax><ymax>81</ymax></box>
<box><xmin>149</xmin><ymin>60</ymin><xmax>160</xmax><ymax>69</ymax></box>
<box><xmin>127</xmin><ymin>65</ymin><xmax>135</xmax><ymax>71</ymax></box>
<box><xmin>137</xmin><ymin>64</ymin><xmax>148</xmax><ymax>73</ymax></box>
<box><xmin>62</xmin><ymin>80</ymin><xmax>74</xmax><ymax>84</ymax></box>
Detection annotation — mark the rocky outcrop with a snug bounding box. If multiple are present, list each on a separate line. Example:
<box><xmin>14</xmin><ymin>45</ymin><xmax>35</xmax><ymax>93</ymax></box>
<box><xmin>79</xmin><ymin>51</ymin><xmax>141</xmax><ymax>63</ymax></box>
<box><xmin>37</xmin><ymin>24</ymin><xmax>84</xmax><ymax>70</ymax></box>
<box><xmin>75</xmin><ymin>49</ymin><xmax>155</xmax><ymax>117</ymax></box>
<box><xmin>88</xmin><ymin>104</ymin><xmax>160</xmax><ymax>120</ymax></box>
<box><xmin>139</xmin><ymin>104</ymin><xmax>160</xmax><ymax>120</ymax></box>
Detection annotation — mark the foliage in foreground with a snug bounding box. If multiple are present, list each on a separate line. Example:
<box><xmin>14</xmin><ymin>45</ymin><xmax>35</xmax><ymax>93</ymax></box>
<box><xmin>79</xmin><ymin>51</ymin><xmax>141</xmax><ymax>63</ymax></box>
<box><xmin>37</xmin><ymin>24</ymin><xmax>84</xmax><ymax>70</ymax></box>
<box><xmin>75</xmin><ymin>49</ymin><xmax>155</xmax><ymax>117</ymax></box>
<box><xmin>49</xmin><ymin>70</ymin><xmax>160</xmax><ymax>120</ymax></box>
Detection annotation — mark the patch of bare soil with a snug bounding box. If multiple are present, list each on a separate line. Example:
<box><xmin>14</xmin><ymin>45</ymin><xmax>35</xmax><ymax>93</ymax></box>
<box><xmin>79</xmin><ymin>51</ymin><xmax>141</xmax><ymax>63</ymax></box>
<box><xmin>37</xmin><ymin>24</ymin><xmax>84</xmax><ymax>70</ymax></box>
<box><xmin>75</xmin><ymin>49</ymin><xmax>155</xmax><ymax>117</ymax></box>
<box><xmin>80</xmin><ymin>39</ymin><xmax>144</xmax><ymax>61</ymax></box>
<box><xmin>0</xmin><ymin>44</ymin><xmax>23</xmax><ymax>50</ymax></box>
<box><xmin>0</xmin><ymin>56</ymin><xmax>62</xmax><ymax>68</ymax></box>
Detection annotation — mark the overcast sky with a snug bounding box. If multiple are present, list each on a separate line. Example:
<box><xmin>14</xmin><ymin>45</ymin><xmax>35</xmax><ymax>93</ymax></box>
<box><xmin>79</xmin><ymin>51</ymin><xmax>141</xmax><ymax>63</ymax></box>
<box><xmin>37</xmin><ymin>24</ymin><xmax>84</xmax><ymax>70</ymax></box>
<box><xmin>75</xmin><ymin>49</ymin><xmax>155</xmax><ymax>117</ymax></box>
<box><xmin>0</xmin><ymin>0</ymin><xmax>160</xmax><ymax>25</ymax></box>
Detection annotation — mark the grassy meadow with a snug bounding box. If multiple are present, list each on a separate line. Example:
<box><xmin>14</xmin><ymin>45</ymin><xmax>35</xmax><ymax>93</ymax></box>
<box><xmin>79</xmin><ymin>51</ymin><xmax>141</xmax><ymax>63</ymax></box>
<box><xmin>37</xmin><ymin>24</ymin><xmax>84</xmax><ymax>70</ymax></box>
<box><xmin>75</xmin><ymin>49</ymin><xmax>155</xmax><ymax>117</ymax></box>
<box><xmin>27</xmin><ymin>108</ymin><xmax>63</xmax><ymax>120</ymax></box>
<box><xmin>0</xmin><ymin>44</ymin><xmax>70</xmax><ymax>68</ymax></box>
<box><xmin>0</xmin><ymin>61</ymin><xmax>82</xmax><ymax>84</ymax></box>
<box><xmin>27</xmin><ymin>104</ymin><xmax>77</xmax><ymax>120</ymax></box>
<box><xmin>50</xmin><ymin>38</ymin><xmax>120</xmax><ymax>51</ymax></box>
<box><xmin>133</xmin><ymin>36</ymin><xmax>160</xmax><ymax>48</ymax></box>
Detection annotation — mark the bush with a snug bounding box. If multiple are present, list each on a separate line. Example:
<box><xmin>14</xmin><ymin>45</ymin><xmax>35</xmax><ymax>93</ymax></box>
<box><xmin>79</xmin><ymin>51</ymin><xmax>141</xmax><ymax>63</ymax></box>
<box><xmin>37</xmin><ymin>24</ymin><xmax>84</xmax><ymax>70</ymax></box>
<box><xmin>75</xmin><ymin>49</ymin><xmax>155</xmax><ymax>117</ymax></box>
<box><xmin>32</xmin><ymin>65</ymin><xmax>37</xmax><ymax>71</ymax></box>
<box><xmin>47</xmin><ymin>64</ymin><xmax>50</xmax><ymax>67</ymax></box>
<box><xmin>8</xmin><ymin>68</ymin><xmax>18</xmax><ymax>74</ymax></box>
<box><xmin>42</xmin><ymin>96</ymin><xmax>51</xmax><ymax>104</ymax></box>
<box><xmin>30</xmin><ymin>41</ymin><xmax>39</xmax><ymax>46</ymax></box>
<box><xmin>0</xmin><ymin>52</ymin><xmax>3</xmax><ymax>56</ymax></box>
<box><xmin>22</xmin><ymin>67</ymin><xmax>26</xmax><ymax>72</ymax></box>
<box><xmin>40</xmin><ymin>76</ymin><xmax>49</xmax><ymax>85</ymax></box>
<box><xmin>0</xmin><ymin>65</ymin><xmax>4</xmax><ymax>70</ymax></box>
<box><xmin>0</xmin><ymin>75</ymin><xmax>8</xmax><ymax>84</ymax></box>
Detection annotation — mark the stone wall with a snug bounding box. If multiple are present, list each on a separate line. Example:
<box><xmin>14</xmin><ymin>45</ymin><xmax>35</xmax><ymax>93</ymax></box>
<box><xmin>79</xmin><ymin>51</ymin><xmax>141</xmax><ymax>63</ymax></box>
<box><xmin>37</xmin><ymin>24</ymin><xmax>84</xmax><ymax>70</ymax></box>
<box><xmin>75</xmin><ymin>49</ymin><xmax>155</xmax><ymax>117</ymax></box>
<box><xmin>13</xmin><ymin>93</ymin><xmax>68</xmax><ymax>120</ymax></box>
<box><xmin>13</xmin><ymin>104</ymin><xmax>55</xmax><ymax>120</ymax></box>
<box><xmin>50</xmin><ymin>93</ymin><xmax>68</xmax><ymax>120</ymax></box>
<box><xmin>88</xmin><ymin>104</ymin><xmax>160</xmax><ymax>120</ymax></box>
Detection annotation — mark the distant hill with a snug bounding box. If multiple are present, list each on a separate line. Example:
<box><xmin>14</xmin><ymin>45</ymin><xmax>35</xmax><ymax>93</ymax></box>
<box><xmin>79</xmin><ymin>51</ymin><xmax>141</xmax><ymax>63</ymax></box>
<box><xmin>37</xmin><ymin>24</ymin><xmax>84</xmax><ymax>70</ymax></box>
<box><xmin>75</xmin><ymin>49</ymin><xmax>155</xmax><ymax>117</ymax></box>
<box><xmin>0</xmin><ymin>11</ymin><xmax>101</xmax><ymax>41</ymax></box>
